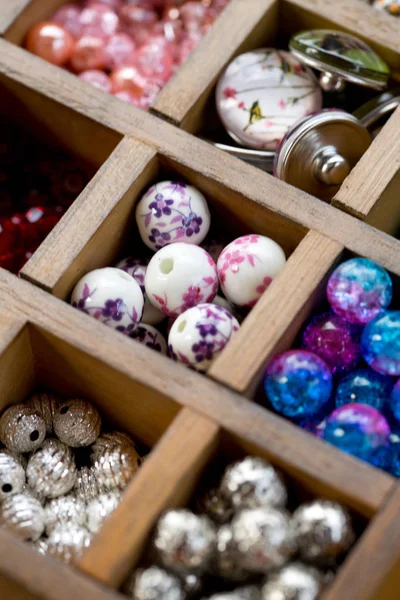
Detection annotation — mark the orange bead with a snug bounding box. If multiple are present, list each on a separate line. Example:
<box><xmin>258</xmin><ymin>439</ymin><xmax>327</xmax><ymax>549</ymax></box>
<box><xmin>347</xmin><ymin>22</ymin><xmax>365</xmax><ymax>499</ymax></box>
<box><xmin>110</xmin><ymin>66</ymin><xmax>148</xmax><ymax>97</ymax></box>
<box><xmin>25</xmin><ymin>22</ymin><xmax>75</xmax><ymax>66</ymax></box>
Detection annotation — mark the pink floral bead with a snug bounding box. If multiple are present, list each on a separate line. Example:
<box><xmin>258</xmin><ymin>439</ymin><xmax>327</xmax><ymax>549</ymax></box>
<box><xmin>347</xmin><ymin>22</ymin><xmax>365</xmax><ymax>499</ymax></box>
<box><xmin>217</xmin><ymin>234</ymin><xmax>286</xmax><ymax>307</ymax></box>
<box><xmin>79</xmin><ymin>69</ymin><xmax>112</xmax><ymax>92</ymax></box>
<box><xmin>136</xmin><ymin>180</ymin><xmax>210</xmax><ymax>251</ymax></box>
<box><xmin>169</xmin><ymin>303</ymin><xmax>240</xmax><ymax>371</ymax></box>
<box><xmin>70</xmin><ymin>35</ymin><xmax>107</xmax><ymax>72</ymax></box>
<box><xmin>105</xmin><ymin>33</ymin><xmax>136</xmax><ymax>70</ymax></box>
<box><xmin>79</xmin><ymin>3</ymin><xmax>119</xmax><ymax>38</ymax></box>
<box><xmin>145</xmin><ymin>243</ymin><xmax>218</xmax><ymax>317</ymax></box>
<box><xmin>53</xmin><ymin>3</ymin><xmax>83</xmax><ymax>38</ymax></box>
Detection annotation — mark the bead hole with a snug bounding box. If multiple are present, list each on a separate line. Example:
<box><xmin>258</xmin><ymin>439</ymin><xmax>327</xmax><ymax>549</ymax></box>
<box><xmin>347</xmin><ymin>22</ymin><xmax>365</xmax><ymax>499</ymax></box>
<box><xmin>2</xmin><ymin>484</ymin><xmax>12</xmax><ymax>493</ymax></box>
<box><xmin>30</xmin><ymin>430</ymin><xmax>39</xmax><ymax>442</ymax></box>
<box><xmin>160</xmin><ymin>258</ymin><xmax>174</xmax><ymax>274</ymax></box>
<box><xmin>60</xmin><ymin>406</ymin><xmax>69</xmax><ymax>415</ymax></box>
<box><xmin>178</xmin><ymin>320</ymin><xmax>187</xmax><ymax>333</ymax></box>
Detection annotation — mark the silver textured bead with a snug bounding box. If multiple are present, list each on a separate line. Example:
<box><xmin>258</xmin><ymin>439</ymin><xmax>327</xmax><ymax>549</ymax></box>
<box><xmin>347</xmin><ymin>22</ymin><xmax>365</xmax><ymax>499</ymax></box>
<box><xmin>27</xmin><ymin>439</ymin><xmax>77</xmax><ymax>499</ymax></box>
<box><xmin>128</xmin><ymin>566</ymin><xmax>184</xmax><ymax>600</ymax></box>
<box><xmin>261</xmin><ymin>563</ymin><xmax>323</xmax><ymax>600</ymax></box>
<box><xmin>92</xmin><ymin>444</ymin><xmax>141</xmax><ymax>492</ymax></box>
<box><xmin>27</xmin><ymin>392</ymin><xmax>60</xmax><ymax>434</ymax></box>
<box><xmin>204</xmin><ymin>587</ymin><xmax>261</xmax><ymax>600</ymax></box>
<box><xmin>197</xmin><ymin>487</ymin><xmax>233</xmax><ymax>524</ymax></box>
<box><xmin>0</xmin><ymin>493</ymin><xmax>45</xmax><ymax>541</ymax></box>
<box><xmin>86</xmin><ymin>491</ymin><xmax>121</xmax><ymax>533</ymax></box>
<box><xmin>154</xmin><ymin>509</ymin><xmax>216</xmax><ymax>575</ymax></box>
<box><xmin>53</xmin><ymin>399</ymin><xmax>101</xmax><ymax>447</ymax></box>
<box><xmin>74</xmin><ymin>466</ymin><xmax>101</xmax><ymax>504</ymax></box>
<box><xmin>44</xmin><ymin>494</ymin><xmax>87</xmax><ymax>535</ymax></box>
<box><xmin>291</xmin><ymin>500</ymin><xmax>355</xmax><ymax>562</ymax></box>
<box><xmin>47</xmin><ymin>522</ymin><xmax>92</xmax><ymax>564</ymax></box>
<box><xmin>0</xmin><ymin>450</ymin><xmax>26</xmax><ymax>501</ymax></box>
<box><xmin>21</xmin><ymin>484</ymin><xmax>46</xmax><ymax>504</ymax></box>
<box><xmin>0</xmin><ymin>405</ymin><xmax>46</xmax><ymax>453</ymax></box>
<box><xmin>220</xmin><ymin>457</ymin><xmax>287</xmax><ymax>511</ymax></box>
<box><xmin>182</xmin><ymin>572</ymin><xmax>202</xmax><ymax>597</ymax></box>
<box><xmin>92</xmin><ymin>430</ymin><xmax>139</xmax><ymax>459</ymax></box>
<box><xmin>230</xmin><ymin>508</ymin><xmax>296</xmax><ymax>573</ymax></box>
<box><xmin>33</xmin><ymin>537</ymin><xmax>49</xmax><ymax>556</ymax></box>
<box><xmin>215</xmin><ymin>524</ymin><xmax>251</xmax><ymax>582</ymax></box>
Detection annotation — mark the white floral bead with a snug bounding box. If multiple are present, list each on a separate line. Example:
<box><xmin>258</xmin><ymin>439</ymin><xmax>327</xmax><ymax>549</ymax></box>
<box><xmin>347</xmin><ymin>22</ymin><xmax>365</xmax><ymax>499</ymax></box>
<box><xmin>217</xmin><ymin>235</ymin><xmax>286</xmax><ymax>307</ymax></box>
<box><xmin>145</xmin><ymin>243</ymin><xmax>218</xmax><ymax>318</ymax></box>
<box><xmin>168</xmin><ymin>303</ymin><xmax>240</xmax><ymax>371</ymax></box>
<box><xmin>71</xmin><ymin>267</ymin><xmax>144</xmax><ymax>336</ymax></box>
<box><xmin>135</xmin><ymin>180</ymin><xmax>211</xmax><ymax>251</ymax></box>
<box><xmin>115</xmin><ymin>257</ymin><xmax>165</xmax><ymax>325</ymax></box>
<box><xmin>130</xmin><ymin>323</ymin><xmax>168</xmax><ymax>355</ymax></box>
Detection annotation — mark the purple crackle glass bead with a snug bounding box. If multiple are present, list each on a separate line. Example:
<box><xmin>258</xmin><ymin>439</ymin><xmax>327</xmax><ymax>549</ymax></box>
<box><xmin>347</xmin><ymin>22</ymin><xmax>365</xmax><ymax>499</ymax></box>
<box><xmin>264</xmin><ymin>350</ymin><xmax>332</xmax><ymax>419</ymax></box>
<box><xmin>327</xmin><ymin>258</ymin><xmax>392</xmax><ymax>325</ymax></box>
<box><xmin>322</xmin><ymin>403</ymin><xmax>390</xmax><ymax>463</ymax></box>
<box><xmin>361</xmin><ymin>311</ymin><xmax>400</xmax><ymax>376</ymax></box>
<box><xmin>335</xmin><ymin>368</ymin><xmax>392</xmax><ymax>411</ymax></box>
<box><xmin>302</xmin><ymin>312</ymin><xmax>361</xmax><ymax>374</ymax></box>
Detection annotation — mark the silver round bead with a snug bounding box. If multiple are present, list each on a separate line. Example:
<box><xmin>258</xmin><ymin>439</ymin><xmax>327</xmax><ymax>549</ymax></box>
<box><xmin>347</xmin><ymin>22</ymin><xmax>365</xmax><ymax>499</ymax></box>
<box><xmin>0</xmin><ymin>405</ymin><xmax>46</xmax><ymax>453</ymax></box>
<box><xmin>261</xmin><ymin>563</ymin><xmax>323</xmax><ymax>600</ymax></box>
<box><xmin>47</xmin><ymin>522</ymin><xmax>92</xmax><ymax>564</ymax></box>
<box><xmin>44</xmin><ymin>494</ymin><xmax>87</xmax><ymax>535</ymax></box>
<box><xmin>220</xmin><ymin>457</ymin><xmax>287</xmax><ymax>511</ymax></box>
<box><xmin>92</xmin><ymin>444</ymin><xmax>141</xmax><ymax>492</ymax></box>
<box><xmin>204</xmin><ymin>587</ymin><xmax>261</xmax><ymax>600</ymax></box>
<box><xmin>92</xmin><ymin>430</ymin><xmax>138</xmax><ymax>459</ymax></box>
<box><xmin>215</xmin><ymin>524</ymin><xmax>251</xmax><ymax>582</ymax></box>
<box><xmin>33</xmin><ymin>537</ymin><xmax>49</xmax><ymax>556</ymax></box>
<box><xmin>53</xmin><ymin>399</ymin><xmax>101</xmax><ymax>447</ymax></box>
<box><xmin>230</xmin><ymin>508</ymin><xmax>296</xmax><ymax>573</ymax></box>
<box><xmin>291</xmin><ymin>500</ymin><xmax>355</xmax><ymax>562</ymax></box>
<box><xmin>128</xmin><ymin>566</ymin><xmax>184</xmax><ymax>600</ymax></box>
<box><xmin>197</xmin><ymin>487</ymin><xmax>233</xmax><ymax>524</ymax></box>
<box><xmin>0</xmin><ymin>493</ymin><xmax>45</xmax><ymax>541</ymax></box>
<box><xmin>21</xmin><ymin>484</ymin><xmax>46</xmax><ymax>504</ymax></box>
<box><xmin>86</xmin><ymin>491</ymin><xmax>121</xmax><ymax>533</ymax></box>
<box><xmin>0</xmin><ymin>450</ymin><xmax>26</xmax><ymax>501</ymax></box>
<box><xmin>27</xmin><ymin>439</ymin><xmax>77</xmax><ymax>499</ymax></box>
<box><xmin>27</xmin><ymin>392</ymin><xmax>60</xmax><ymax>434</ymax></box>
<box><xmin>154</xmin><ymin>509</ymin><xmax>216</xmax><ymax>575</ymax></box>
<box><xmin>182</xmin><ymin>572</ymin><xmax>202</xmax><ymax>597</ymax></box>
<box><xmin>74</xmin><ymin>466</ymin><xmax>101</xmax><ymax>504</ymax></box>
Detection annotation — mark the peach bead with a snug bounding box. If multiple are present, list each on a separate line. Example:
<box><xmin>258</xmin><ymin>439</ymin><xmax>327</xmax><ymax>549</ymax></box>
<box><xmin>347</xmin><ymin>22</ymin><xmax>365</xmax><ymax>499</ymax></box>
<box><xmin>105</xmin><ymin>33</ymin><xmax>136</xmax><ymax>70</ymax></box>
<box><xmin>25</xmin><ymin>22</ymin><xmax>75</xmax><ymax>66</ymax></box>
<box><xmin>70</xmin><ymin>36</ymin><xmax>107</xmax><ymax>72</ymax></box>
<box><xmin>79</xmin><ymin>69</ymin><xmax>112</xmax><ymax>92</ymax></box>
<box><xmin>110</xmin><ymin>66</ymin><xmax>148</xmax><ymax>96</ymax></box>
<box><xmin>53</xmin><ymin>4</ymin><xmax>83</xmax><ymax>38</ymax></box>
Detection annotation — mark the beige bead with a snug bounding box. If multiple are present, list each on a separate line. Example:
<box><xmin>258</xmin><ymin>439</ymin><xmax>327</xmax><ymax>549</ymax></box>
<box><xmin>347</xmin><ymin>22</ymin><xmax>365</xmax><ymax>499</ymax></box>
<box><xmin>53</xmin><ymin>399</ymin><xmax>101</xmax><ymax>447</ymax></box>
<box><xmin>0</xmin><ymin>493</ymin><xmax>45</xmax><ymax>541</ymax></box>
<box><xmin>27</xmin><ymin>439</ymin><xmax>77</xmax><ymax>499</ymax></box>
<box><xmin>27</xmin><ymin>392</ymin><xmax>60</xmax><ymax>434</ymax></box>
<box><xmin>91</xmin><ymin>430</ymin><xmax>138</xmax><ymax>460</ymax></box>
<box><xmin>74</xmin><ymin>466</ymin><xmax>101</xmax><ymax>504</ymax></box>
<box><xmin>47</xmin><ymin>522</ymin><xmax>92</xmax><ymax>564</ymax></box>
<box><xmin>0</xmin><ymin>405</ymin><xmax>46</xmax><ymax>453</ymax></box>
<box><xmin>92</xmin><ymin>444</ymin><xmax>141</xmax><ymax>492</ymax></box>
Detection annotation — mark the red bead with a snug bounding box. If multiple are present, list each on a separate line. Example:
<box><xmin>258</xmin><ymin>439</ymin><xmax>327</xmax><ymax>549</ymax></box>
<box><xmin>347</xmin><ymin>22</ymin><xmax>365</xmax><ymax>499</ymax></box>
<box><xmin>25</xmin><ymin>22</ymin><xmax>75</xmax><ymax>66</ymax></box>
<box><xmin>53</xmin><ymin>3</ymin><xmax>83</xmax><ymax>38</ymax></box>
<box><xmin>79</xmin><ymin>3</ymin><xmax>119</xmax><ymax>38</ymax></box>
<box><xmin>79</xmin><ymin>69</ymin><xmax>113</xmax><ymax>92</ymax></box>
<box><xmin>104</xmin><ymin>33</ymin><xmax>136</xmax><ymax>70</ymax></box>
<box><xmin>70</xmin><ymin>35</ymin><xmax>107</xmax><ymax>72</ymax></box>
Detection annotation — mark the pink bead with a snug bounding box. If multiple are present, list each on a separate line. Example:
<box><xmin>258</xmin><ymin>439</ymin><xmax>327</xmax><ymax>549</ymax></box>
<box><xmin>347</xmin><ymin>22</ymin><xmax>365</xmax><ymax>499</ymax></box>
<box><xmin>52</xmin><ymin>3</ymin><xmax>83</xmax><ymax>38</ymax></box>
<box><xmin>180</xmin><ymin>2</ymin><xmax>207</xmax><ymax>30</ymax></box>
<box><xmin>70</xmin><ymin>36</ymin><xmax>107</xmax><ymax>72</ymax></box>
<box><xmin>212</xmin><ymin>0</ymin><xmax>231</xmax><ymax>11</ymax></box>
<box><xmin>119</xmin><ymin>5</ymin><xmax>158</xmax><ymax>42</ymax></box>
<box><xmin>105</xmin><ymin>33</ymin><xmax>136</xmax><ymax>70</ymax></box>
<box><xmin>86</xmin><ymin>0</ymin><xmax>123</xmax><ymax>10</ymax></box>
<box><xmin>134</xmin><ymin>38</ymin><xmax>174</xmax><ymax>83</ymax></box>
<box><xmin>79</xmin><ymin>69</ymin><xmax>112</xmax><ymax>92</ymax></box>
<box><xmin>79</xmin><ymin>3</ymin><xmax>119</xmax><ymax>38</ymax></box>
<box><xmin>110</xmin><ymin>66</ymin><xmax>148</xmax><ymax>96</ymax></box>
<box><xmin>176</xmin><ymin>31</ymin><xmax>202</xmax><ymax>66</ymax></box>
<box><xmin>113</xmin><ymin>90</ymin><xmax>141</xmax><ymax>106</ymax></box>
<box><xmin>25</xmin><ymin>22</ymin><xmax>75</xmax><ymax>66</ymax></box>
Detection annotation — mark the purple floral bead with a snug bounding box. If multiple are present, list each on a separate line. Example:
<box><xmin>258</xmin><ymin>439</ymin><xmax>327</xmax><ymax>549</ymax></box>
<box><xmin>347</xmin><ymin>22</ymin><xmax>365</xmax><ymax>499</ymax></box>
<box><xmin>168</xmin><ymin>303</ymin><xmax>240</xmax><ymax>372</ymax></box>
<box><xmin>136</xmin><ymin>180</ymin><xmax>211</xmax><ymax>251</ymax></box>
<box><xmin>130</xmin><ymin>323</ymin><xmax>167</xmax><ymax>354</ymax></box>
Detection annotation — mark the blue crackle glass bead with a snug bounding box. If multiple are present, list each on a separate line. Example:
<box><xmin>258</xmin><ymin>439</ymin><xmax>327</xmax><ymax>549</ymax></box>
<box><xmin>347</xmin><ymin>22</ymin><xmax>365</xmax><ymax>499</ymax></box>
<box><xmin>335</xmin><ymin>368</ymin><xmax>392</xmax><ymax>411</ymax></box>
<box><xmin>264</xmin><ymin>349</ymin><xmax>332</xmax><ymax>419</ymax></box>
<box><xmin>389</xmin><ymin>425</ymin><xmax>400</xmax><ymax>477</ymax></box>
<box><xmin>361</xmin><ymin>311</ymin><xmax>400</xmax><ymax>376</ymax></box>
<box><xmin>327</xmin><ymin>258</ymin><xmax>392</xmax><ymax>325</ymax></box>
<box><xmin>389</xmin><ymin>378</ymin><xmax>400</xmax><ymax>423</ymax></box>
<box><xmin>322</xmin><ymin>403</ymin><xmax>390</xmax><ymax>463</ymax></box>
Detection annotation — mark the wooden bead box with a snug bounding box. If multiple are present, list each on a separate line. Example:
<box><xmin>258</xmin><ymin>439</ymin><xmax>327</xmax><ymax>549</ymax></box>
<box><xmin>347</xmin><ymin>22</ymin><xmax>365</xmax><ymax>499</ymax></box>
<box><xmin>1</xmin><ymin>0</ymin><xmax>400</xmax><ymax>598</ymax></box>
